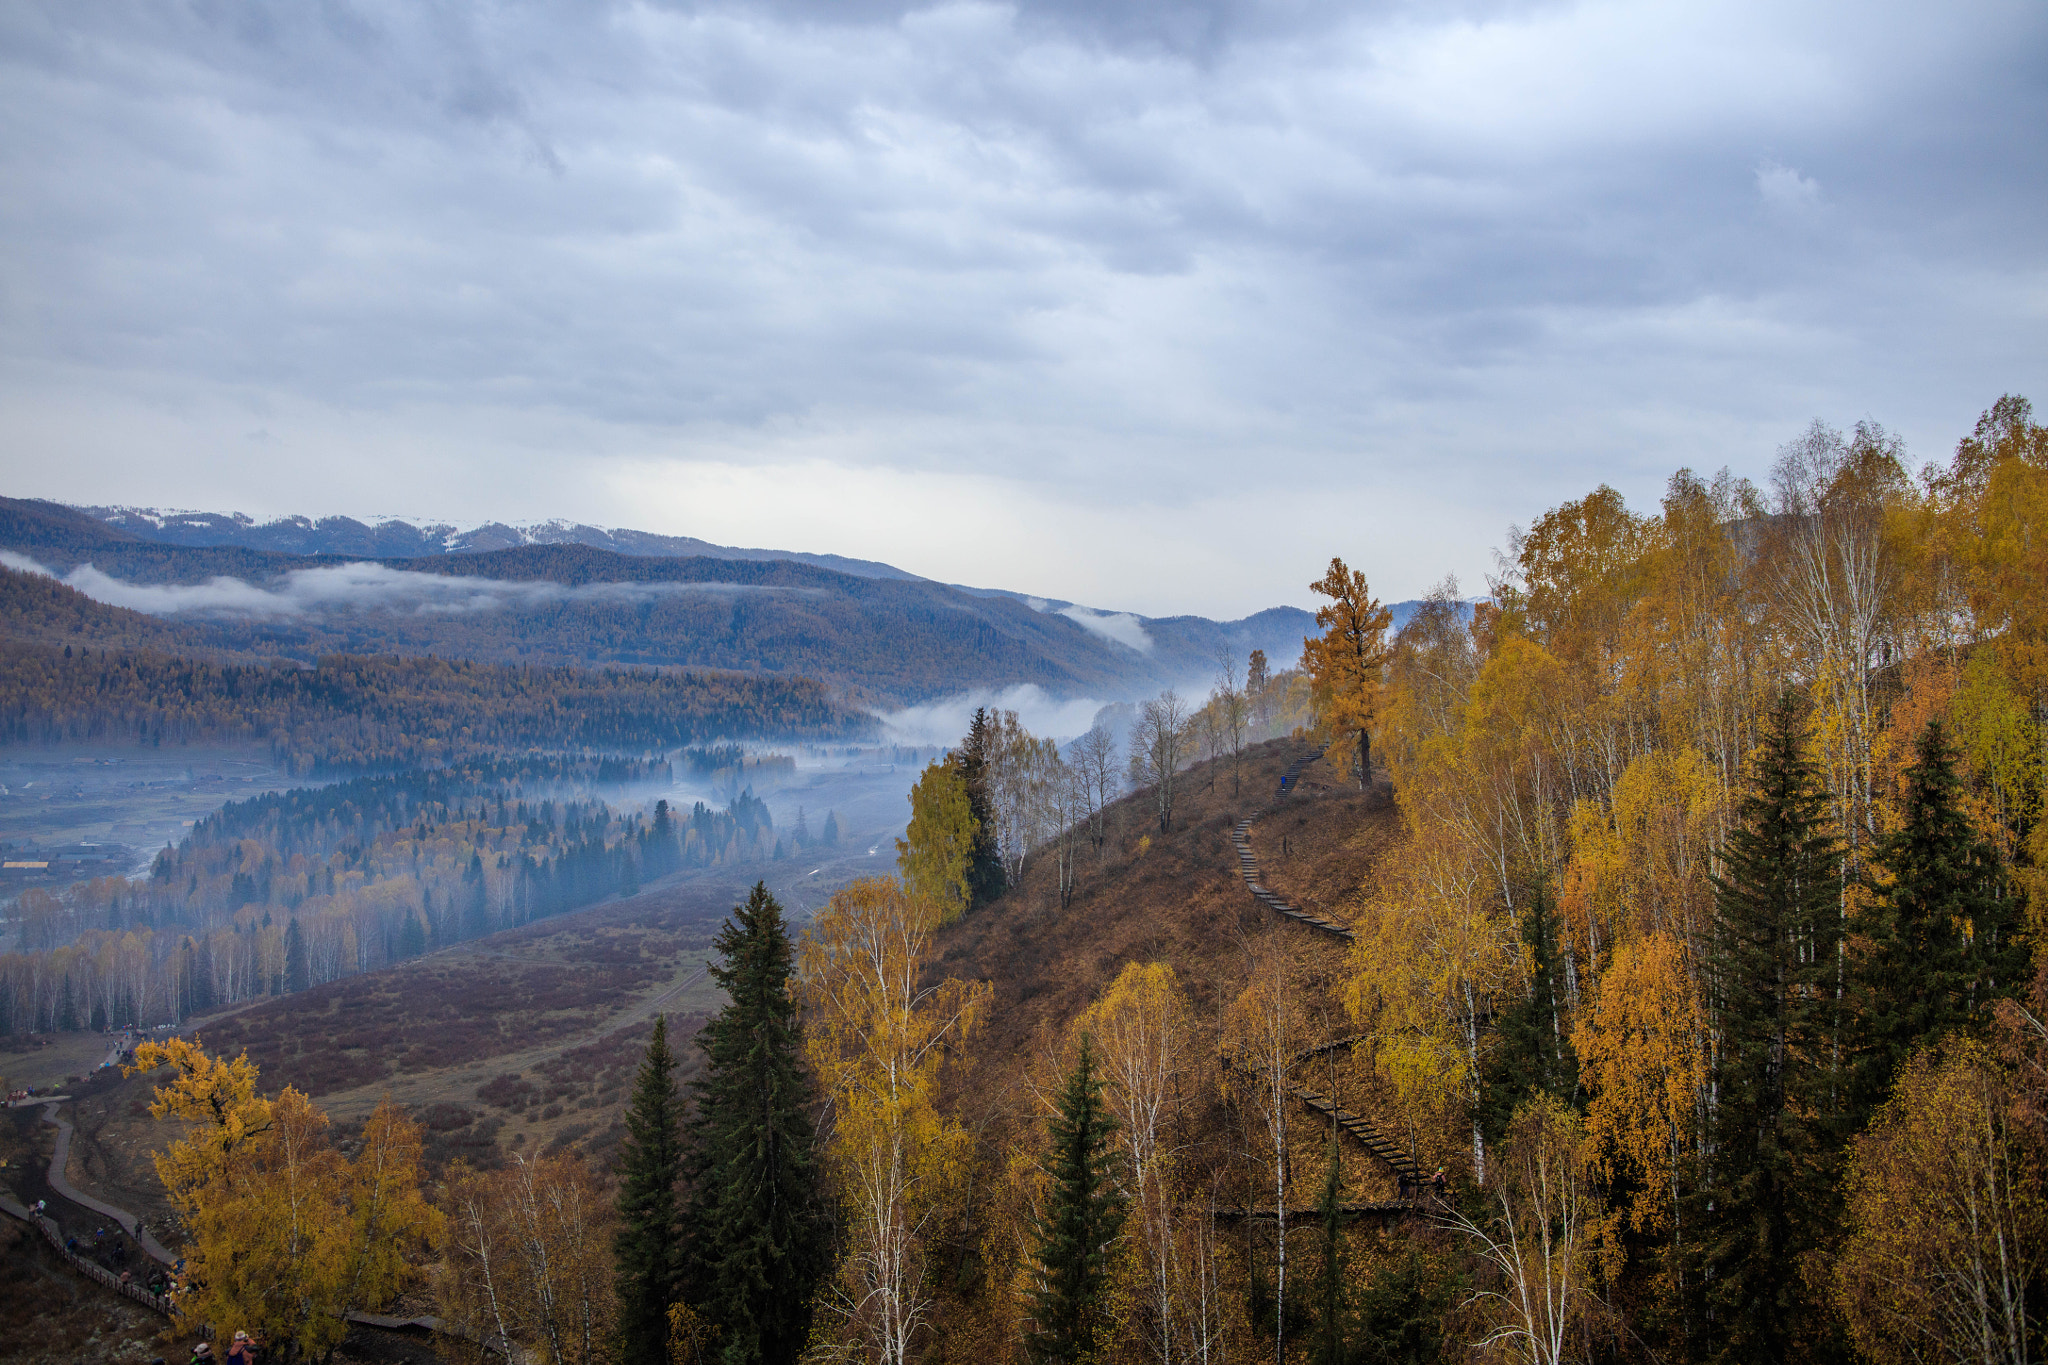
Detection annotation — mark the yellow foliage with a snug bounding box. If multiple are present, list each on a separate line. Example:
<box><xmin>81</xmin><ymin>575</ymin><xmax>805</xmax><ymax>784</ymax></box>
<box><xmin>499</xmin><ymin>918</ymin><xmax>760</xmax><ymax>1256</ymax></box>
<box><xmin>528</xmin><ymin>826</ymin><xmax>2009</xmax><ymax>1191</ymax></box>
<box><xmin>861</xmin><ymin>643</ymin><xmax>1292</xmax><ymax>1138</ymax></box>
<box><xmin>896</xmin><ymin>761</ymin><xmax>974</xmax><ymax>924</ymax></box>
<box><xmin>1573</xmin><ymin>933</ymin><xmax>1706</xmax><ymax>1238</ymax></box>
<box><xmin>1071</xmin><ymin>962</ymin><xmax>1210</xmax><ymax>1363</ymax></box>
<box><xmin>129</xmin><ymin>1042</ymin><xmax>441</xmax><ymax>1357</ymax></box>
<box><xmin>799</xmin><ymin>877</ymin><xmax>990</xmax><ymax>1363</ymax></box>
<box><xmin>1835</xmin><ymin>1043</ymin><xmax>2044</xmax><ymax>1365</ymax></box>
<box><xmin>128</xmin><ymin>1036</ymin><xmax>274</xmax><ymax>1193</ymax></box>
<box><xmin>1303</xmin><ymin>556</ymin><xmax>1393</xmax><ymax>785</ymax></box>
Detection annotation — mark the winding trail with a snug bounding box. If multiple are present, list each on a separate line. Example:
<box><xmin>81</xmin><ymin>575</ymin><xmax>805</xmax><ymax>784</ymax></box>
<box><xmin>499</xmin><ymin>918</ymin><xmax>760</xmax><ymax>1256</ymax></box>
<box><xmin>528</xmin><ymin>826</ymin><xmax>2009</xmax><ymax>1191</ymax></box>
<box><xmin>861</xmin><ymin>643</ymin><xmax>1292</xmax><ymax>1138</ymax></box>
<box><xmin>1226</xmin><ymin>742</ymin><xmax>1433</xmax><ymax>1210</ymax></box>
<box><xmin>34</xmin><ymin>1098</ymin><xmax>178</xmax><ymax>1265</ymax></box>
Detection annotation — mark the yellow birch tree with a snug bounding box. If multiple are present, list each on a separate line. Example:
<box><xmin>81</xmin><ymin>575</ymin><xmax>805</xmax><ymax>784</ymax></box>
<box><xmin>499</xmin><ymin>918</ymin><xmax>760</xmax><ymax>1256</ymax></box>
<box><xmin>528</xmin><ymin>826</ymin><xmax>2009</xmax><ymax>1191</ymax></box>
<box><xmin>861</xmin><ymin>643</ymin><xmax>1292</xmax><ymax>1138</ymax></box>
<box><xmin>896</xmin><ymin>762</ymin><xmax>975</xmax><ymax>925</ymax></box>
<box><xmin>799</xmin><ymin>877</ymin><xmax>990</xmax><ymax>1364</ymax></box>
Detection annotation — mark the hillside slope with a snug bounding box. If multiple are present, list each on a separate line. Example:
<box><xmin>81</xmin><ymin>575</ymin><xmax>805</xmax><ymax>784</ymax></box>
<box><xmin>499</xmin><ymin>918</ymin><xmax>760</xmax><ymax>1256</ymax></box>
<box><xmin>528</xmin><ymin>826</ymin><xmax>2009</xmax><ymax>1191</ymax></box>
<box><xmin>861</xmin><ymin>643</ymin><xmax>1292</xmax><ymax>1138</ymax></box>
<box><xmin>929</xmin><ymin>740</ymin><xmax>1413</xmax><ymax>1147</ymax></box>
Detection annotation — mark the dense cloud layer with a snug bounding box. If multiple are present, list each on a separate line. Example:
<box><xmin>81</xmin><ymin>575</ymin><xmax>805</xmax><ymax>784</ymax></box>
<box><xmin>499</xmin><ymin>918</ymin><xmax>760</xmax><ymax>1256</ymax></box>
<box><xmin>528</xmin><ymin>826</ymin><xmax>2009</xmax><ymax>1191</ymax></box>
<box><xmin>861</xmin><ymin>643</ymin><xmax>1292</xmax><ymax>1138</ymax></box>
<box><xmin>0</xmin><ymin>0</ymin><xmax>2041</xmax><ymax>614</ymax></box>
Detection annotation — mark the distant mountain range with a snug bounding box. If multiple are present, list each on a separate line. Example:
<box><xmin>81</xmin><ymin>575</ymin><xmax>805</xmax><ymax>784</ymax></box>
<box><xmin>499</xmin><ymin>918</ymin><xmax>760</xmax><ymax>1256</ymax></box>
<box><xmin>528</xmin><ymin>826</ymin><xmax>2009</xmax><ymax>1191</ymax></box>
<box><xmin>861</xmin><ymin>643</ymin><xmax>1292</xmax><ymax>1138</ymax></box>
<box><xmin>80</xmin><ymin>505</ymin><xmax>924</xmax><ymax>582</ymax></box>
<box><xmin>0</xmin><ymin>499</ymin><xmax>1337</xmax><ymax>707</ymax></box>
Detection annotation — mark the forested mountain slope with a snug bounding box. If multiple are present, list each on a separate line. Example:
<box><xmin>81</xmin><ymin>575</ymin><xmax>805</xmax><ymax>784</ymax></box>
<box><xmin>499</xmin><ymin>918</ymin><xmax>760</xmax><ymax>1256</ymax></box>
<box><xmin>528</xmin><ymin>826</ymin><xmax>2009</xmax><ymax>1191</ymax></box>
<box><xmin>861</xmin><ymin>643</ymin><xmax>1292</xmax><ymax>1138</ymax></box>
<box><xmin>0</xmin><ymin>498</ymin><xmax>1316</xmax><ymax>703</ymax></box>
<box><xmin>0</xmin><ymin>638</ymin><xmax>873</xmax><ymax>769</ymax></box>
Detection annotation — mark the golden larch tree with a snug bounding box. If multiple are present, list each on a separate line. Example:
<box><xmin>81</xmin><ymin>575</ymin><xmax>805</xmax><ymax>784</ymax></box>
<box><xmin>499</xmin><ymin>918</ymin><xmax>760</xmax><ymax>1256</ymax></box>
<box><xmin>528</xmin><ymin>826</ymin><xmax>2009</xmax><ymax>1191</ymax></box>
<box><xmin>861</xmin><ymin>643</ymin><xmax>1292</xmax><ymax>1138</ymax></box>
<box><xmin>1303</xmin><ymin>557</ymin><xmax>1393</xmax><ymax>789</ymax></box>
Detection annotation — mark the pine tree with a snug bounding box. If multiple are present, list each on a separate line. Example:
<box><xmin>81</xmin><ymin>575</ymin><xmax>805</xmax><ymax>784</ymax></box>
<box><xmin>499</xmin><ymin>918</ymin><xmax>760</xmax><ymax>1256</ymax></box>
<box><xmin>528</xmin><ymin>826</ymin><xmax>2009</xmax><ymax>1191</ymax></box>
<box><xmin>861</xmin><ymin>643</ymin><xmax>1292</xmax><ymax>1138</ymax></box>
<box><xmin>1852</xmin><ymin>718</ymin><xmax>2023</xmax><ymax>1122</ymax></box>
<box><xmin>1478</xmin><ymin>882</ymin><xmax>1579</xmax><ymax>1146</ymax></box>
<box><xmin>650</xmin><ymin>798</ymin><xmax>679</xmax><ymax>877</ymax></box>
<box><xmin>284</xmin><ymin>918</ymin><xmax>310</xmax><ymax>994</ymax></box>
<box><xmin>1025</xmin><ymin>1036</ymin><xmax>1126</xmax><ymax>1364</ymax></box>
<box><xmin>615</xmin><ymin>1013</ymin><xmax>687</xmax><ymax>1363</ymax></box>
<box><xmin>397</xmin><ymin>912</ymin><xmax>427</xmax><ymax>961</ymax></box>
<box><xmin>1316</xmin><ymin>1129</ymin><xmax>1346</xmax><ymax>1365</ymax></box>
<box><xmin>959</xmin><ymin>708</ymin><xmax>1007</xmax><ymax>908</ymax></box>
<box><xmin>1700</xmin><ymin>691</ymin><xmax>1843</xmax><ymax>1364</ymax></box>
<box><xmin>683</xmin><ymin>884</ymin><xmax>829</xmax><ymax>1365</ymax></box>
<box><xmin>460</xmin><ymin>852</ymin><xmax>490</xmax><ymax>939</ymax></box>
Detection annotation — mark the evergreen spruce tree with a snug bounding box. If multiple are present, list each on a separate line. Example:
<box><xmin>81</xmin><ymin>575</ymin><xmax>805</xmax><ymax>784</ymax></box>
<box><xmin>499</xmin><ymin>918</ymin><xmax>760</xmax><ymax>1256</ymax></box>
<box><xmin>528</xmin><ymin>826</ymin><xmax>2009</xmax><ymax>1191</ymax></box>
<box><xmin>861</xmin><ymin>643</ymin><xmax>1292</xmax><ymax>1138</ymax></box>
<box><xmin>461</xmin><ymin>852</ymin><xmax>490</xmax><ymax>939</ymax></box>
<box><xmin>1025</xmin><ymin>1036</ymin><xmax>1126</xmax><ymax>1364</ymax></box>
<box><xmin>1478</xmin><ymin>882</ymin><xmax>1579</xmax><ymax>1147</ymax></box>
<box><xmin>397</xmin><ymin>912</ymin><xmax>427</xmax><ymax>961</ymax></box>
<box><xmin>959</xmin><ymin>707</ymin><xmax>1007</xmax><ymax>908</ymax></box>
<box><xmin>615</xmin><ymin>1013</ymin><xmax>687</xmax><ymax>1363</ymax></box>
<box><xmin>1315</xmin><ymin>1129</ymin><xmax>1346</xmax><ymax>1365</ymax></box>
<box><xmin>650</xmin><ymin>798</ymin><xmax>679</xmax><ymax>877</ymax></box>
<box><xmin>1700</xmin><ymin>691</ymin><xmax>1843</xmax><ymax>1364</ymax></box>
<box><xmin>284</xmin><ymin>918</ymin><xmax>310</xmax><ymax>994</ymax></box>
<box><xmin>683</xmin><ymin>884</ymin><xmax>829</xmax><ymax>1365</ymax></box>
<box><xmin>1851</xmin><ymin>718</ymin><xmax>2024</xmax><ymax>1123</ymax></box>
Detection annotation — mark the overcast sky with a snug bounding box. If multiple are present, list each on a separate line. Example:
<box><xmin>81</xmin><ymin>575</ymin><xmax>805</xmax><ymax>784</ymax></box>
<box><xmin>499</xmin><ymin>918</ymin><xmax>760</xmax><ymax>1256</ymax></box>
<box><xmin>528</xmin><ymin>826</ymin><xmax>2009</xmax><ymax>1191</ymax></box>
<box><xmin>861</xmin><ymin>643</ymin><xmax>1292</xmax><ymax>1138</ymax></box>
<box><xmin>1</xmin><ymin>0</ymin><xmax>2041</xmax><ymax>617</ymax></box>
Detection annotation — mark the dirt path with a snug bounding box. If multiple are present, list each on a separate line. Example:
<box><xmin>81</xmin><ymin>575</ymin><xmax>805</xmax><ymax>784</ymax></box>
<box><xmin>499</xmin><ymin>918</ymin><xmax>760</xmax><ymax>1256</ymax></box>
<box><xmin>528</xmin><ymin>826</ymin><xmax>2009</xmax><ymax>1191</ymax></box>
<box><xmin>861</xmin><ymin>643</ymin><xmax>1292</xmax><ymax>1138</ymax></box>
<box><xmin>33</xmin><ymin>1099</ymin><xmax>176</xmax><ymax>1264</ymax></box>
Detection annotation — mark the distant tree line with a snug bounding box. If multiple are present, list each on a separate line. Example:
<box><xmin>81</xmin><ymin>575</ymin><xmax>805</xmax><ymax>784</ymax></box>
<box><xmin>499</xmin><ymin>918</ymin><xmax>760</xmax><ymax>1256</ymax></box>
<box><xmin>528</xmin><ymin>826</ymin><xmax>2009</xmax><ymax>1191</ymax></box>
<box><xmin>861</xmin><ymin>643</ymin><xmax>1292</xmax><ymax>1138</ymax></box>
<box><xmin>0</xmin><ymin>640</ymin><xmax>874</xmax><ymax>771</ymax></box>
<box><xmin>0</xmin><ymin>759</ymin><xmax>804</xmax><ymax>1034</ymax></box>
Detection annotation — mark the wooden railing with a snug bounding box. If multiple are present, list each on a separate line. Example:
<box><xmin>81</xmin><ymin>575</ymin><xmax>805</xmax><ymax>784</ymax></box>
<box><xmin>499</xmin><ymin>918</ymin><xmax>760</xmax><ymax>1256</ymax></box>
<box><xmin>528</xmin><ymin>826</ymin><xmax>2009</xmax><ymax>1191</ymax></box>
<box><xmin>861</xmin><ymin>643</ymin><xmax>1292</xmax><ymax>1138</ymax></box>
<box><xmin>3</xmin><ymin>1199</ymin><xmax>175</xmax><ymax>1317</ymax></box>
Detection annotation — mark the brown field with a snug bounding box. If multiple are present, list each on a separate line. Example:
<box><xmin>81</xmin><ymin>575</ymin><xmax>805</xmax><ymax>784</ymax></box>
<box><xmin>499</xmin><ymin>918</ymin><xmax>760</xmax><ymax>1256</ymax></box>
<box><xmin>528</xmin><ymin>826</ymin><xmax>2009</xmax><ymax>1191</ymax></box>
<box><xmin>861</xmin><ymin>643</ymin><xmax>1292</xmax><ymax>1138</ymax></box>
<box><xmin>49</xmin><ymin>868</ymin><xmax>773</xmax><ymax>1228</ymax></box>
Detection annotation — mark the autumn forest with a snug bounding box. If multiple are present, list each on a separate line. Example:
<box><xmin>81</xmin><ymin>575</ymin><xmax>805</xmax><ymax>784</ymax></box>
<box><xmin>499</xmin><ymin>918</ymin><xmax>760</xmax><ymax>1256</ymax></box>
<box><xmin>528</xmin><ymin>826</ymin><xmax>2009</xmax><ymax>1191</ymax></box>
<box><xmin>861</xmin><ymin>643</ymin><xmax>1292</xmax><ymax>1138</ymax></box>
<box><xmin>6</xmin><ymin>394</ymin><xmax>2047</xmax><ymax>1365</ymax></box>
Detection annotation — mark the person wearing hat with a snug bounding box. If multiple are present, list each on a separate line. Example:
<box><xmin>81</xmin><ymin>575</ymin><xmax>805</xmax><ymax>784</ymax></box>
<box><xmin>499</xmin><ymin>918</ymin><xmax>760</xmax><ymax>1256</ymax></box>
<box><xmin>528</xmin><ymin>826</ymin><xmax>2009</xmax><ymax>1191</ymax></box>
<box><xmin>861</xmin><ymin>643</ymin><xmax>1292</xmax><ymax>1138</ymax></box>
<box><xmin>188</xmin><ymin>1343</ymin><xmax>213</xmax><ymax>1362</ymax></box>
<box><xmin>226</xmin><ymin>1331</ymin><xmax>255</xmax><ymax>1364</ymax></box>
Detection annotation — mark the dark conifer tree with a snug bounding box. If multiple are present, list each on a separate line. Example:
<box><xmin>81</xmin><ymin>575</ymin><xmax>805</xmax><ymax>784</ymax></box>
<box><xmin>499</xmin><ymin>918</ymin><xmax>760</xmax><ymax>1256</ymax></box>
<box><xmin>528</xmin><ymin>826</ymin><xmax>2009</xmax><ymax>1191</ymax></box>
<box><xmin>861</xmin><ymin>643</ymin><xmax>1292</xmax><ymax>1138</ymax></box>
<box><xmin>1315</xmin><ymin>1129</ymin><xmax>1346</xmax><ymax>1365</ymax></box>
<box><xmin>1478</xmin><ymin>882</ymin><xmax>1579</xmax><ymax>1146</ymax></box>
<box><xmin>682</xmin><ymin>883</ymin><xmax>829</xmax><ymax>1365</ymax></box>
<box><xmin>1025</xmin><ymin>1036</ymin><xmax>1125</xmax><ymax>1364</ymax></box>
<box><xmin>1852</xmin><ymin>717</ymin><xmax>2025</xmax><ymax>1122</ymax></box>
<box><xmin>461</xmin><ymin>852</ymin><xmax>490</xmax><ymax>939</ymax></box>
<box><xmin>397</xmin><ymin>911</ymin><xmax>427</xmax><ymax>961</ymax></box>
<box><xmin>649</xmin><ymin>798</ymin><xmax>679</xmax><ymax>877</ymax></box>
<box><xmin>284</xmin><ymin>918</ymin><xmax>310</xmax><ymax>994</ymax></box>
<box><xmin>615</xmin><ymin>1013</ymin><xmax>687</xmax><ymax>1363</ymax></box>
<box><xmin>959</xmin><ymin>707</ymin><xmax>1007</xmax><ymax>908</ymax></box>
<box><xmin>1700</xmin><ymin>691</ymin><xmax>1843</xmax><ymax>1364</ymax></box>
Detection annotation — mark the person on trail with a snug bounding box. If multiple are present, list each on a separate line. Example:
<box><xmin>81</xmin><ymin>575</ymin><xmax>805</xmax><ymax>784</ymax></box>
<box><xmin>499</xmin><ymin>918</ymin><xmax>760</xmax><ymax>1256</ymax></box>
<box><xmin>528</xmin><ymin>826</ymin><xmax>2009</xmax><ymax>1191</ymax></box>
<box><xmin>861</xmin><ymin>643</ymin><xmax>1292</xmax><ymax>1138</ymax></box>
<box><xmin>226</xmin><ymin>1330</ymin><xmax>254</xmax><ymax>1363</ymax></box>
<box><xmin>1431</xmin><ymin>1165</ymin><xmax>1446</xmax><ymax>1195</ymax></box>
<box><xmin>188</xmin><ymin>1343</ymin><xmax>213</xmax><ymax>1362</ymax></box>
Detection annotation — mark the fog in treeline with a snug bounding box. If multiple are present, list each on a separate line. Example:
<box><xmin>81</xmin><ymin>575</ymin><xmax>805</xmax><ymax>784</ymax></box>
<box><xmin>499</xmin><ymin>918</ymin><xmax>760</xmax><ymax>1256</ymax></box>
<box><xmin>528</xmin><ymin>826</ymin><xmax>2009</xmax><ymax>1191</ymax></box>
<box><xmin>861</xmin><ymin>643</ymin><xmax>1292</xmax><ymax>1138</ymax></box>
<box><xmin>0</xmin><ymin>750</ymin><xmax>850</xmax><ymax>1033</ymax></box>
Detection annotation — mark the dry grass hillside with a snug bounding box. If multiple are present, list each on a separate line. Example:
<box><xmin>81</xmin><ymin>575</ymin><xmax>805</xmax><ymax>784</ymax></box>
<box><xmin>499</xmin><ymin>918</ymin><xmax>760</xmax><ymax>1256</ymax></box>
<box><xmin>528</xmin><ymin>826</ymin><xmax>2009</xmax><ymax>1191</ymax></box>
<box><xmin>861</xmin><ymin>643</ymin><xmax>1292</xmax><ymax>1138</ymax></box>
<box><xmin>917</xmin><ymin>736</ymin><xmax>1455</xmax><ymax>1358</ymax></box>
<box><xmin>52</xmin><ymin>868</ymin><xmax>771</xmax><ymax>1235</ymax></box>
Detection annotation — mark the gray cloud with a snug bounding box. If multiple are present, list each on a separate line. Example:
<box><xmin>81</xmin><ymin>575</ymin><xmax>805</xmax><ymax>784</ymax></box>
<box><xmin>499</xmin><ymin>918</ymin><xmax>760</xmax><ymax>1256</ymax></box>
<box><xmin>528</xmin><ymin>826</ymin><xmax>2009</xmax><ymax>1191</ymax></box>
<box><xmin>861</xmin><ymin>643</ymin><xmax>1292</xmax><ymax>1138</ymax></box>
<box><xmin>0</xmin><ymin>0</ymin><xmax>2042</xmax><ymax>614</ymax></box>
